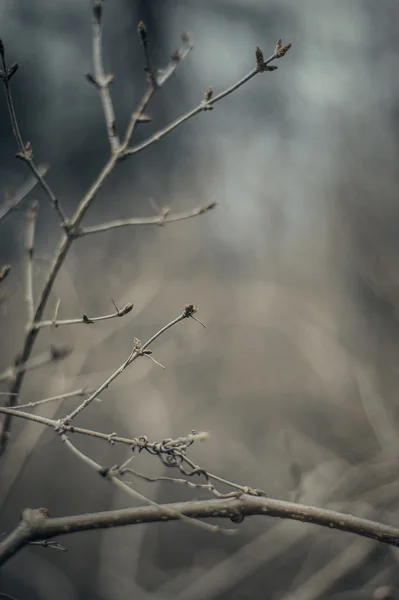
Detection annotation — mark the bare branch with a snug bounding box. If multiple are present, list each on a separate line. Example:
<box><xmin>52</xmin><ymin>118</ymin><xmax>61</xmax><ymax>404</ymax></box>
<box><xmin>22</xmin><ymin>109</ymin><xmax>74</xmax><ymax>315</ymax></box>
<box><xmin>122</xmin><ymin>46</ymin><xmax>287</xmax><ymax>159</ymax></box>
<box><xmin>34</xmin><ymin>301</ymin><xmax>133</xmax><ymax>329</ymax></box>
<box><xmin>0</xmin><ymin>28</ymin><xmax>289</xmax><ymax>459</ymax></box>
<box><xmin>25</xmin><ymin>201</ymin><xmax>38</xmax><ymax>324</ymax></box>
<box><xmin>1</xmin><ymin>494</ymin><xmax>399</xmax><ymax>567</ymax></box>
<box><xmin>76</xmin><ymin>202</ymin><xmax>216</xmax><ymax>237</ymax></box>
<box><xmin>88</xmin><ymin>0</ymin><xmax>119</xmax><ymax>152</ymax></box>
<box><xmin>122</xmin><ymin>32</ymin><xmax>193</xmax><ymax>149</ymax></box>
<box><xmin>60</xmin><ymin>304</ymin><xmax>201</xmax><ymax>424</ymax></box>
<box><xmin>15</xmin><ymin>388</ymin><xmax>95</xmax><ymax>410</ymax></box>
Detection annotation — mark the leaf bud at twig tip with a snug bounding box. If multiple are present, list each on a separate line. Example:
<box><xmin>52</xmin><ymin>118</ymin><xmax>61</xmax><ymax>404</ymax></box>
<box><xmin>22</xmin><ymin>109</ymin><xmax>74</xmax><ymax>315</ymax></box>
<box><xmin>93</xmin><ymin>0</ymin><xmax>102</xmax><ymax>23</ymax></box>
<box><xmin>181</xmin><ymin>32</ymin><xmax>190</xmax><ymax>45</ymax></box>
<box><xmin>275</xmin><ymin>38</ymin><xmax>292</xmax><ymax>59</ymax></box>
<box><xmin>138</xmin><ymin>21</ymin><xmax>148</xmax><ymax>44</ymax></box>
<box><xmin>0</xmin><ymin>39</ymin><xmax>4</xmax><ymax>59</ymax></box>
<box><xmin>183</xmin><ymin>303</ymin><xmax>198</xmax><ymax>317</ymax></box>
<box><xmin>120</xmin><ymin>302</ymin><xmax>134</xmax><ymax>316</ymax></box>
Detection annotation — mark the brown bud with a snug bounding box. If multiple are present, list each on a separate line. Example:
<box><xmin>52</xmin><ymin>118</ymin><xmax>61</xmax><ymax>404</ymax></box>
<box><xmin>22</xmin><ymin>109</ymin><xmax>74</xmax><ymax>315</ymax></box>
<box><xmin>119</xmin><ymin>302</ymin><xmax>134</xmax><ymax>316</ymax></box>
<box><xmin>82</xmin><ymin>314</ymin><xmax>94</xmax><ymax>324</ymax></box>
<box><xmin>85</xmin><ymin>72</ymin><xmax>99</xmax><ymax>87</ymax></box>
<box><xmin>183</xmin><ymin>303</ymin><xmax>198</xmax><ymax>317</ymax></box>
<box><xmin>138</xmin><ymin>21</ymin><xmax>147</xmax><ymax>44</ymax></box>
<box><xmin>255</xmin><ymin>46</ymin><xmax>265</xmax><ymax>70</ymax></box>
<box><xmin>204</xmin><ymin>87</ymin><xmax>213</xmax><ymax>102</ymax></box>
<box><xmin>93</xmin><ymin>0</ymin><xmax>102</xmax><ymax>23</ymax></box>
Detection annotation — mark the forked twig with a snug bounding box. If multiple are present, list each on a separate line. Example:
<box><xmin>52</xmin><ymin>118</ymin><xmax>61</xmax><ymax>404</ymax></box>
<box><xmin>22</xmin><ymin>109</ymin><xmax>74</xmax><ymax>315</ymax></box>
<box><xmin>59</xmin><ymin>304</ymin><xmax>200</xmax><ymax>425</ymax></box>
<box><xmin>34</xmin><ymin>301</ymin><xmax>133</xmax><ymax>329</ymax></box>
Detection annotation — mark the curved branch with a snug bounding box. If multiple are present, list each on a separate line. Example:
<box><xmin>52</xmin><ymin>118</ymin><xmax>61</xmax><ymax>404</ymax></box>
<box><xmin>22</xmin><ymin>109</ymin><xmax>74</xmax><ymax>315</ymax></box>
<box><xmin>1</xmin><ymin>495</ymin><xmax>398</xmax><ymax>567</ymax></box>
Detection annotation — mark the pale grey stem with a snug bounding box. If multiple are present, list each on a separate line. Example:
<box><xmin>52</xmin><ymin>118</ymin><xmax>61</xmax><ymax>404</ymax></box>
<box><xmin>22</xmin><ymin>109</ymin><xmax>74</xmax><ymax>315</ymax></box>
<box><xmin>92</xmin><ymin>0</ymin><xmax>119</xmax><ymax>152</ymax></box>
<box><xmin>77</xmin><ymin>202</ymin><xmax>216</xmax><ymax>237</ymax></box>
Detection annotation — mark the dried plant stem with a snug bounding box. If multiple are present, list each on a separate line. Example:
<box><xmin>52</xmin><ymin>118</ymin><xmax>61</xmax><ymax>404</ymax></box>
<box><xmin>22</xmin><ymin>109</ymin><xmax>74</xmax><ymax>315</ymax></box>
<box><xmin>25</xmin><ymin>202</ymin><xmax>38</xmax><ymax>324</ymax></box>
<box><xmin>123</xmin><ymin>52</ymin><xmax>278</xmax><ymax>159</ymax></box>
<box><xmin>62</xmin><ymin>307</ymin><xmax>193</xmax><ymax>424</ymax></box>
<box><xmin>0</xmin><ymin>22</ymin><xmax>285</xmax><ymax>458</ymax></box>
<box><xmin>91</xmin><ymin>0</ymin><xmax>119</xmax><ymax>152</ymax></box>
<box><xmin>77</xmin><ymin>201</ymin><xmax>216</xmax><ymax>237</ymax></box>
<box><xmin>35</xmin><ymin>301</ymin><xmax>133</xmax><ymax>329</ymax></box>
<box><xmin>1</xmin><ymin>495</ymin><xmax>399</xmax><ymax>567</ymax></box>
<box><xmin>0</xmin><ymin>404</ymin><xmax>206</xmax><ymax>449</ymax></box>
<box><xmin>15</xmin><ymin>388</ymin><xmax>94</xmax><ymax>410</ymax></box>
<box><xmin>0</xmin><ymin>156</ymin><xmax>116</xmax><ymax>455</ymax></box>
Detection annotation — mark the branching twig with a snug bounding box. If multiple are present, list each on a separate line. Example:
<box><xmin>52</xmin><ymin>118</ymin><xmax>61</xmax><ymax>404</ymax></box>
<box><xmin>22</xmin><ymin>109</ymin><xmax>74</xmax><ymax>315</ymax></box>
<box><xmin>122</xmin><ymin>45</ymin><xmax>288</xmax><ymax>159</ymax></box>
<box><xmin>34</xmin><ymin>301</ymin><xmax>133</xmax><ymax>329</ymax></box>
<box><xmin>88</xmin><ymin>0</ymin><xmax>120</xmax><ymax>152</ymax></box>
<box><xmin>59</xmin><ymin>304</ymin><xmax>200</xmax><ymax>425</ymax></box>
<box><xmin>25</xmin><ymin>201</ymin><xmax>38</xmax><ymax>324</ymax></box>
<box><xmin>76</xmin><ymin>202</ymin><xmax>216</xmax><ymax>237</ymax></box>
<box><xmin>0</xmin><ymin>7</ymin><xmax>290</xmax><ymax>463</ymax></box>
<box><xmin>122</xmin><ymin>31</ymin><xmax>193</xmax><ymax>149</ymax></box>
<box><xmin>61</xmin><ymin>434</ymin><xmax>228</xmax><ymax>535</ymax></box>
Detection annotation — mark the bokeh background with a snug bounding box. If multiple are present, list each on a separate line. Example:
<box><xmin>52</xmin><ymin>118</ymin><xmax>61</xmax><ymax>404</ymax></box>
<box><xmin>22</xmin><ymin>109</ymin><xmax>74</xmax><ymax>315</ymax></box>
<box><xmin>2</xmin><ymin>0</ymin><xmax>399</xmax><ymax>598</ymax></box>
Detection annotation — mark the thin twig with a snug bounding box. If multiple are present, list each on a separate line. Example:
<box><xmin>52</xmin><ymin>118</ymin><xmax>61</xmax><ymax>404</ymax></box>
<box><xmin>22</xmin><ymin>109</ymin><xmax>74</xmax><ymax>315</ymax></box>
<box><xmin>0</xmin><ymin>163</ymin><xmax>48</xmax><ymax>222</ymax></box>
<box><xmin>15</xmin><ymin>388</ymin><xmax>95</xmax><ymax>410</ymax></box>
<box><xmin>25</xmin><ymin>201</ymin><xmax>38</xmax><ymax>324</ymax></box>
<box><xmin>1</xmin><ymin>494</ymin><xmax>399</xmax><ymax>567</ymax></box>
<box><xmin>122</xmin><ymin>33</ymin><xmax>193</xmax><ymax>149</ymax></box>
<box><xmin>76</xmin><ymin>202</ymin><xmax>216</xmax><ymax>237</ymax></box>
<box><xmin>60</xmin><ymin>304</ymin><xmax>199</xmax><ymax>424</ymax></box>
<box><xmin>34</xmin><ymin>301</ymin><xmax>133</xmax><ymax>329</ymax></box>
<box><xmin>90</xmin><ymin>0</ymin><xmax>119</xmax><ymax>152</ymax></box>
<box><xmin>122</xmin><ymin>50</ymin><xmax>280</xmax><ymax>159</ymax></box>
<box><xmin>0</xmin><ymin>32</ymin><xmax>288</xmax><ymax>456</ymax></box>
<box><xmin>0</xmin><ymin>42</ymin><xmax>67</xmax><ymax>225</ymax></box>
<box><xmin>0</xmin><ymin>405</ymin><xmax>208</xmax><ymax>450</ymax></box>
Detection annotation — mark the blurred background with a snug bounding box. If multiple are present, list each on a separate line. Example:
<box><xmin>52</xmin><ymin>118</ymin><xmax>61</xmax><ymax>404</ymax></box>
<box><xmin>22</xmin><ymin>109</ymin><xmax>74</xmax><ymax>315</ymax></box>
<box><xmin>1</xmin><ymin>0</ymin><xmax>399</xmax><ymax>598</ymax></box>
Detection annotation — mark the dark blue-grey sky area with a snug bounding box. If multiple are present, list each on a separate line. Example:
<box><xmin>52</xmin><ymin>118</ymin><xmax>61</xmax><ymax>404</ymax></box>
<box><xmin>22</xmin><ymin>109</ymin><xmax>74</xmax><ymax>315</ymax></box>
<box><xmin>2</xmin><ymin>1</ymin><xmax>399</xmax><ymax>599</ymax></box>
